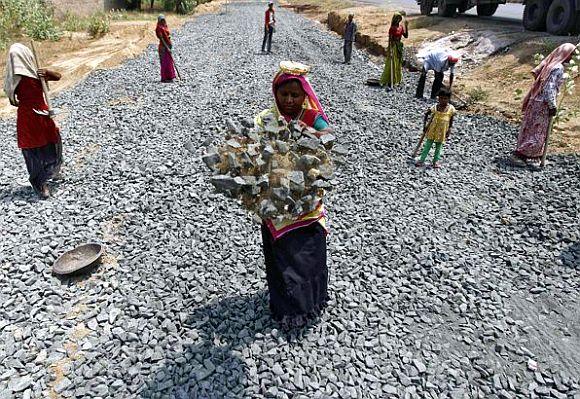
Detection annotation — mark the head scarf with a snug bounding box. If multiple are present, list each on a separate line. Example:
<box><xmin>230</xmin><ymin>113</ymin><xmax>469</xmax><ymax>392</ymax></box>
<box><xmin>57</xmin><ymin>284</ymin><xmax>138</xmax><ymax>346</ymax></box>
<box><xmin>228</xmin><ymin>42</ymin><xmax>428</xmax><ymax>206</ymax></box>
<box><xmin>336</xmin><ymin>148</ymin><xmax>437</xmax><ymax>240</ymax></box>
<box><xmin>3</xmin><ymin>43</ymin><xmax>38</xmax><ymax>106</ymax></box>
<box><xmin>158</xmin><ymin>14</ymin><xmax>166</xmax><ymax>23</ymax></box>
<box><xmin>391</xmin><ymin>12</ymin><xmax>403</xmax><ymax>25</ymax></box>
<box><xmin>522</xmin><ymin>42</ymin><xmax>577</xmax><ymax>110</ymax></box>
<box><xmin>272</xmin><ymin>69</ymin><xmax>329</xmax><ymax>123</ymax></box>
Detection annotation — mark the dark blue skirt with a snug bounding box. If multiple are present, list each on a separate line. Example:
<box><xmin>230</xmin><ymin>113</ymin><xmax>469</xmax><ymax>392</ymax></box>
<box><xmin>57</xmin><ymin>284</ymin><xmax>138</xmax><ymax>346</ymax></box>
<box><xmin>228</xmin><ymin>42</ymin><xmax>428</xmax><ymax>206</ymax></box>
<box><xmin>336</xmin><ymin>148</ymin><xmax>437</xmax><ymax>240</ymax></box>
<box><xmin>21</xmin><ymin>139</ymin><xmax>62</xmax><ymax>192</ymax></box>
<box><xmin>261</xmin><ymin>222</ymin><xmax>329</xmax><ymax>328</ymax></box>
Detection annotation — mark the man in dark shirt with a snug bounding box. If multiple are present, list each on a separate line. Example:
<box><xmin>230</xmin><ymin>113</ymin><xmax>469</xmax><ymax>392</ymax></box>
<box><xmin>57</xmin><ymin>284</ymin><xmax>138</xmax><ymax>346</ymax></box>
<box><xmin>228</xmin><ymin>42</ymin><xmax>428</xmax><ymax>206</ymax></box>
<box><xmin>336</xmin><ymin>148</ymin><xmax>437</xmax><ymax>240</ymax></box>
<box><xmin>343</xmin><ymin>14</ymin><xmax>357</xmax><ymax>64</ymax></box>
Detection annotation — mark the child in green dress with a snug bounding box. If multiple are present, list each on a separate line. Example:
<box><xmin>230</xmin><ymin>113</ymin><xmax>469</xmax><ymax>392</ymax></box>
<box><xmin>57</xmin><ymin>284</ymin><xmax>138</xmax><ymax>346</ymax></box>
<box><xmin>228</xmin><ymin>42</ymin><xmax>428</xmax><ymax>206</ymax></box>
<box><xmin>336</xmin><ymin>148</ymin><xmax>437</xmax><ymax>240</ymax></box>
<box><xmin>415</xmin><ymin>87</ymin><xmax>455</xmax><ymax>169</ymax></box>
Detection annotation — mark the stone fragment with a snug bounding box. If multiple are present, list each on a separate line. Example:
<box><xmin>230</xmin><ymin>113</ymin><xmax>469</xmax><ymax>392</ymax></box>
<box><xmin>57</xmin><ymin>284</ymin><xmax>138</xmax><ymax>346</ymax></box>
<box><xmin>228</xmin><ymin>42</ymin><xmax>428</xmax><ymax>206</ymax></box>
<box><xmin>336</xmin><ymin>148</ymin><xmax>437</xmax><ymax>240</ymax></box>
<box><xmin>259</xmin><ymin>200</ymin><xmax>277</xmax><ymax>218</ymax></box>
<box><xmin>226</xmin><ymin>138</ymin><xmax>242</xmax><ymax>149</ymax></box>
<box><xmin>239</xmin><ymin>152</ymin><xmax>254</xmax><ymax>168</ymax></box>
<box><xmin>297</xmin><ymin>137</ymin><xmax>320</xmax><ymax>151</ymax></box>
<box><xmin>227</xmin><ymin>153</ymin><xmax>240</xmax><ymax>170</ymax></box>
<box><xmin>312</xmin><ymin>180</ymin><xmax>331</xmax><ymax>190</ymax></box>
<box><xmin>320</xmin><ymin>134</ymin><xmax>336</xmax><ymax>148</ymax></box>
<box><xmin>9</xmin><ymin>376</ymin><xmax>32</xmax><ymax>393</ymax></box>
<box><xmin>412</xmin><ymin>359</ymin><xmax>426</xmax><ymax>374</ymax></box>
<box><xmin>262</xmin><ymin>145</ymin><xmax>275</xmax><ymax>160</ymax></box>
<box><xmin>247</xmin><ymin>144</ymin><xmax>261</xmax><ymax>157</ymax></box>
<box><xmin>257</xmin><ymin>175</ymin><xmax>269</xmax><ymax>189</ymax></box>
<box><xmin>307</xmin><ymin>168</ymin><xmax>320</xmax><ymax>180</ymax></box>
<box><xmin>288</xmin><ymin>171</ymin><xmax>305</xmax><ymax>193</ymax></box>
<box><xmin>298</xmin><ymin>155</ymin><xmax>321</xmax><ymax>169</ymax></box>
<box><xmin>272</xmin><ymin>187</ymin><xmax>290</xmax><ymax>202</ymax></box>
<box><xmin>202</xmin><ymin>152</ymin><xmax>221</xmax><ymax>171</ymax></box>
<box><xmin>332</xmin><ymin>144</ymin><xmax>348</xmax><ymax>155</ymax></box>
<box><xmin>275</xmin><ymin>140</ymin><xmax>289</xmax><ymax>154</ymax></box>
<box><xmin>211</xmin><ymin>175</ymin><xmax>240</xmax><ymax>192</ymax></box>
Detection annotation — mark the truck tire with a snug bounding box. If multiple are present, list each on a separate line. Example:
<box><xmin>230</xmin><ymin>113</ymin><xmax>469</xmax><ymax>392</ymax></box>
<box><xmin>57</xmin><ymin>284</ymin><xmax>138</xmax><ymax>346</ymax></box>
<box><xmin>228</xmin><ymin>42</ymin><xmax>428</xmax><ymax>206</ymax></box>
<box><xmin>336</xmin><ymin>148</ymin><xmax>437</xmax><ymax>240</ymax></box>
<box><xmin>546</xmin><ymin>0</ymin><xmax>576</xmax><ymax>34</ymax></box>
<box><xmin>438</xmin><ymin>0</ymin><xmax>456</xmax><ymax>16</ymax></box>
<box><xmin>476</xmin><ymin>3</ymin><xmax>499</xmax><ymax>16</ymax></box>
<box><xmin>457</xmin><ymin>2</ymin><xmax>469</xmax><ymax>13</ymax></box>
<box><xmin>523</xmin><ymin>0</ymin><xmax>549</xmax><ymax>31</ymax></box>
<box><xmin>421</xmin><ymin>0</ymin><xmax>434</xmax><ymax>15</ymax></box>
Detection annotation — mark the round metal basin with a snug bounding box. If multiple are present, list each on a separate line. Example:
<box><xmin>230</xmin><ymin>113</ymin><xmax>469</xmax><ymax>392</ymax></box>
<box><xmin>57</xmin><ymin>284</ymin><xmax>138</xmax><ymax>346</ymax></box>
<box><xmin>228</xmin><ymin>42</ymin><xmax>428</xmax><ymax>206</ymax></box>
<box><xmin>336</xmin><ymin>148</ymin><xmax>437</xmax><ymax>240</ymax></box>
<box><xmin>52</xmin><ymin>243</ymin><xmax>104</xmax><ymax>275</ymax></box>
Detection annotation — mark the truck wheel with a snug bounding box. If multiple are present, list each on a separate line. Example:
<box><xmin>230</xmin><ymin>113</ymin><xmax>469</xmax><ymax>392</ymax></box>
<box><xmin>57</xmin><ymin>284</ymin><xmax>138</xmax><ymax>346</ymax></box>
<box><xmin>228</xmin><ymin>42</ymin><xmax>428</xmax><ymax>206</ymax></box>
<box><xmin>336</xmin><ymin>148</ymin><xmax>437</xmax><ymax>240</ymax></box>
<box><xmin>476</xmin><ymin>3</ymin><xmax>499</xmax><ymax>16</ymax></box>
<box><xmin>438</xmin><ymin>0</ymin><xmax>456</xmax><ymax>17</ymax></box>
<box><xmin>457</xmin><ymin>2</ymin><xmax>469</xmax><ymax>13</ymax></box>
<box><xmin>546</xmin><ymin>0</ymin><xmax>576</xmax><ymax>34</ymax></box>
<box><xmin>523</xmin><ymin>0</ymin><xmax>549</xmax><ymax>31</ymax></box>
<box><xmin>421</xmin><ymin>0</ymin><xmax>434</xmax><ymax>15</ymax></box>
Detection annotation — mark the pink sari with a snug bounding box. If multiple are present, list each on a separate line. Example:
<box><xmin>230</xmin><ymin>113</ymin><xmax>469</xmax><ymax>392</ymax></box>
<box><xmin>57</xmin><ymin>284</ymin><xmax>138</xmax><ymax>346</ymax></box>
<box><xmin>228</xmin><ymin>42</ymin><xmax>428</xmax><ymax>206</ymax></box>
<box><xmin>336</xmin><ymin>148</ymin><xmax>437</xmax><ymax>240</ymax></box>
<box><xmin>156</xmin><ymin>22</ymin><xmax>176</xmax><ymax>81</ymax></box>
<box><xmin>515</xmin><ymin>43</ymin><xmax>576</xmax><ymax>159</ymax></box>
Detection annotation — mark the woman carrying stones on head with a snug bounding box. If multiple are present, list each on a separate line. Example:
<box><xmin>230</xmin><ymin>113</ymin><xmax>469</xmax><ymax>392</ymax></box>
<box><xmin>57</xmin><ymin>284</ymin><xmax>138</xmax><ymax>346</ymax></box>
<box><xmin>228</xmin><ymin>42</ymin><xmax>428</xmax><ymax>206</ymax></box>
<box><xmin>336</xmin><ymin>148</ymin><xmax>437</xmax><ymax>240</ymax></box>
<box><xmin>3</xmin><ymin>43</ymin><xmax>62</xmax><ymax>199</ymax></box>
<box><xmin>156</xmin><ymin>15</ymin><xmax>176</xmax><ymax>83</ymax></box>
<box><xmin>511</xmin><ymin>43</ymin><xmax>577</xmax><ymax>166</ymax></box>
<box><xmin>255</xmin><ymin>62</ymin><xmax>332</xmax><ymax>328</ymax></box>
<box><xmin>380</xmin><ymin>12</ymin><xmax>408</xmax><ymax>89</ymax></box>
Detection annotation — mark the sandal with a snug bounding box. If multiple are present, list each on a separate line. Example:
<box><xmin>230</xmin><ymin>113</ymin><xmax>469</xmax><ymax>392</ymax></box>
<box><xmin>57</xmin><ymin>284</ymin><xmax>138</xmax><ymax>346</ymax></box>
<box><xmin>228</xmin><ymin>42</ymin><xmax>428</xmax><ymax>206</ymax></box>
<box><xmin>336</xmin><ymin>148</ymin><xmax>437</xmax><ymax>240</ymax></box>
<box><xmin>415</xmin><ymin>160</ymin><xmax>425</xmax><ymax>167</ymax></box>
<box><xmin>433</xmin><ymin>162</ymin><xmax>442</xmax><ymax>169</ymax></box>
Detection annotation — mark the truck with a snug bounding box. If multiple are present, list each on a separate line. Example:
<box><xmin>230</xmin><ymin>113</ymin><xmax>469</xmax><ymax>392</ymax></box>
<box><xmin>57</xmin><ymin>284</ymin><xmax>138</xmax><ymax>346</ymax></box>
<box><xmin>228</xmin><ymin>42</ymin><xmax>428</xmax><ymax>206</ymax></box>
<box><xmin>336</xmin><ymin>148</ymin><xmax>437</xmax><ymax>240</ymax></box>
<box><xmin>417</xmin><ymin>0</ymin><xmax>580</xmax><ymax>35</ymax></box>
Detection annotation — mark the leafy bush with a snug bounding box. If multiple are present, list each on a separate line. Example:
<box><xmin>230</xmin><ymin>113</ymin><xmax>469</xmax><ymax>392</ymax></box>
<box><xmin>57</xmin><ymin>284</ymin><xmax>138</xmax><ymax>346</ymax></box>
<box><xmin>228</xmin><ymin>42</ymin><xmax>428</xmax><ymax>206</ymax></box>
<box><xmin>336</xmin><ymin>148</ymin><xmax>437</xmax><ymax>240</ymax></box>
<box><xmin>24</xmin><ymin>0</ymin><xmax>61</xmax><ymax>40</ymax></box>
<box><xmin>162</xmin><ymin>0</ymin><xmax>176</xmax><ymax>11</ymax></box>
<box><xmin>467</xmin><ymin>86</ymin><xmax>489</xmax><ymax>103</ymax></box>
<box><xmin>163</xmin><ymin>0</ymin><xmax>196</xmax><ymax>13</ymax></box>
<box><xmin>87</xmin><ymin>13</ymin><xmax>110</xmax><ymax>38</ymax></box>
<box><xmin>0</xmin><ymin>0</ymin><xmax>60</xmax><ymax>47</ymax></box>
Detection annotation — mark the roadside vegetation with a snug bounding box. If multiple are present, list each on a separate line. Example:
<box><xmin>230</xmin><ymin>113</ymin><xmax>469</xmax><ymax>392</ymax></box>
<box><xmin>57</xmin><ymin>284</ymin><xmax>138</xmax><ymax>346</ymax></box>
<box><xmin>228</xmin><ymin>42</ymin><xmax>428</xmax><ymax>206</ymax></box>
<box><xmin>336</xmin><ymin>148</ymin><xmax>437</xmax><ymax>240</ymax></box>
<box><xmin>0</xmin><ymin>0</ymin><xmax>210</xmax><ymax>49</ymax></box>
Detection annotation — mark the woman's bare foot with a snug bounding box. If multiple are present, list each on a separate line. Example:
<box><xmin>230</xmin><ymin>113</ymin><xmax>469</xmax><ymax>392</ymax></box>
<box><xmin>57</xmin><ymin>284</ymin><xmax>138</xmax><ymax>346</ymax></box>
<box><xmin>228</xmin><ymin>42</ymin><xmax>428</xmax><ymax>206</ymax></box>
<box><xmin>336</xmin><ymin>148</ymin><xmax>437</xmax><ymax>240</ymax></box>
<box><xmin>39</xmin><ymin>185</ymin><xmax>50</xmax><ymax>200</ymax></box>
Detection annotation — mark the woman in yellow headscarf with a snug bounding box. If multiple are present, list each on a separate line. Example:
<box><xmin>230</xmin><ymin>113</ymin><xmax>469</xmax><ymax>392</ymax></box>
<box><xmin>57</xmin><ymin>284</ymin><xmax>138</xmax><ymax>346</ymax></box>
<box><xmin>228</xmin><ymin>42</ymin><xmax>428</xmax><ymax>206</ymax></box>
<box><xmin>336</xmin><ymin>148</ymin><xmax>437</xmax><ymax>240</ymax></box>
<box><xmin>380</xmin><ymin>12</ymin><xmax>408</xmax><ymax>89</ymax></box>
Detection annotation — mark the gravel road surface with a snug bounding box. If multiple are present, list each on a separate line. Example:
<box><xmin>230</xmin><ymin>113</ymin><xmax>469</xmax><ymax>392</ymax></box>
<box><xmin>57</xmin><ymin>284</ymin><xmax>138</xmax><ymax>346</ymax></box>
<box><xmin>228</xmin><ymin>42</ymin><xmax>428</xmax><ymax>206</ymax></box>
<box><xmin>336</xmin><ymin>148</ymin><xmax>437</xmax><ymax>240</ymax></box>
<box><xmin>0</xmin><ymin>3</ymin><xmax>579</xmax><ymax>398</ymax></box>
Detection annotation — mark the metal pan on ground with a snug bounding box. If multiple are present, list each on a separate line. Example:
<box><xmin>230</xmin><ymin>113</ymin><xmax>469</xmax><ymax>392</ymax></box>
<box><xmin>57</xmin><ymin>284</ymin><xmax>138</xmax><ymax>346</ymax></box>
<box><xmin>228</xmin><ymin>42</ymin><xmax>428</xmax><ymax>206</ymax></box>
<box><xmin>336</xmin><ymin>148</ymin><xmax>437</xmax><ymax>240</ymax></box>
<box><xmin>365</xmin><ymin>78</ymin><xmax>382</xmax><ymax>86</ymax></box>
<box><xmin>52</xmin><ymin>243</ymin><xmax>104</xmax><ymax>275</ymax></box>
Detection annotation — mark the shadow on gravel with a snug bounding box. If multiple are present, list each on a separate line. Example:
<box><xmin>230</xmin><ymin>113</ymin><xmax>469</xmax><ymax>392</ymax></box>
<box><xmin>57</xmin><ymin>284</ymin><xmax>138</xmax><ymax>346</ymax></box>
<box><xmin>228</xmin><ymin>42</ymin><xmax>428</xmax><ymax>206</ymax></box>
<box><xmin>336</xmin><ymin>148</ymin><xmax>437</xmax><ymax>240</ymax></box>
<box><xmin>141</xmin><ymin>292</ymin><xmax>314</xmax><ymax>398</ymax></box>
<box><xmin>561</xmin><ymin>241</ymin><xmax>580</xmax><ymax>269</ymax></box>
<box><xmin>0</xmin><ymin>186</ymin><xmax>37</xmax><ymax>203</ymax></box>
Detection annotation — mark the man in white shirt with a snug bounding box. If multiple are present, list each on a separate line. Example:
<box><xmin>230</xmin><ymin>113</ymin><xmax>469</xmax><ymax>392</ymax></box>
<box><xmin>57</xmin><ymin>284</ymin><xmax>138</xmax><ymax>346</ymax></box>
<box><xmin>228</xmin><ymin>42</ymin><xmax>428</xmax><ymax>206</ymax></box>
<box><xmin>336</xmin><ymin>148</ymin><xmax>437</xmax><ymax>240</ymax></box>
<box><xmin>415</xmin><ymin>49</ymin><xmax>459</xmax><ymax>99</ymax></box>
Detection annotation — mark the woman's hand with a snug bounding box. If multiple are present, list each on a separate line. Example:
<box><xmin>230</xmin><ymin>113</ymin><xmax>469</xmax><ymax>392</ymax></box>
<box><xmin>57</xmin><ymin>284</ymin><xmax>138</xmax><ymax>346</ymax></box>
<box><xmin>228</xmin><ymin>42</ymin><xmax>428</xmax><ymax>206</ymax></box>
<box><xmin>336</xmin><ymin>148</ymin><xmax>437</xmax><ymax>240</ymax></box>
<box><xmin>37</xmin><ymin>68</ymin><xmax>62</xmax><ymax>81</ymax></box>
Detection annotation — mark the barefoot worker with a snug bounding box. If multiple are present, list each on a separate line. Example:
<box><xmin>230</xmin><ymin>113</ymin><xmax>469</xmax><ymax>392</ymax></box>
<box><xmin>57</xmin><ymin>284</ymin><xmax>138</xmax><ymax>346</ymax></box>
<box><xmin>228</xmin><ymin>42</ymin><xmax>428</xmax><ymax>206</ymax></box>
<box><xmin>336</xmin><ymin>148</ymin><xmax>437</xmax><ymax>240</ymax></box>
<box><xmin>3</xmin><ymin>43</ymin><xmax>62</xmax><ymax>200</ymax></box>
<box><xmin>261</xmin><ymin>2</ymin><xmax>276</xmax><ymax>54</ymax></box>
<box><xmin>255</xmin><ymin>62</ymin><xmax>331</xmax><ymax>328</ymax></box>
<box><xmin>156</xmin><ymin>15</ymin><xmax>176</xmax><ymax>83</ymax></box>
<box><xmin>343</xmin><ymin>14</ymin><xmax>357</xmax><ymax>64</ymax></box>
<box><xmin>415</xmin><ymin>49</ymin><xmax>459</xmax><ymax>99</ymax></box>
<box><xmin>380</xmin><ymin>12</ymin><xmax>408</xmax><ymax>88</ymax></box>
<box><xmin>511</xmin><ymin>43</ymin><xmax>577</xmax><ymax>167</ymax></box>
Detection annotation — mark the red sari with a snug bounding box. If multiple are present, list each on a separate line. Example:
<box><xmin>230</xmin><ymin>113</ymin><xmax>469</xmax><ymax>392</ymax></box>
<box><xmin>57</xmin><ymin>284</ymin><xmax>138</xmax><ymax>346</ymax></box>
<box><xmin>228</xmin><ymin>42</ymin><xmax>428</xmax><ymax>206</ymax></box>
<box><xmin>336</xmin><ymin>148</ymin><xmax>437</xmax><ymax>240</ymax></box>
<box><xmin>15</xmin><ymin>77</ymin><xmax>62</xmax><ymax>192</ymax></box>
<box><xmin>16</xmin><ymin>77</ymin><xmax>60</xmax><ymax>149</ymax></box>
